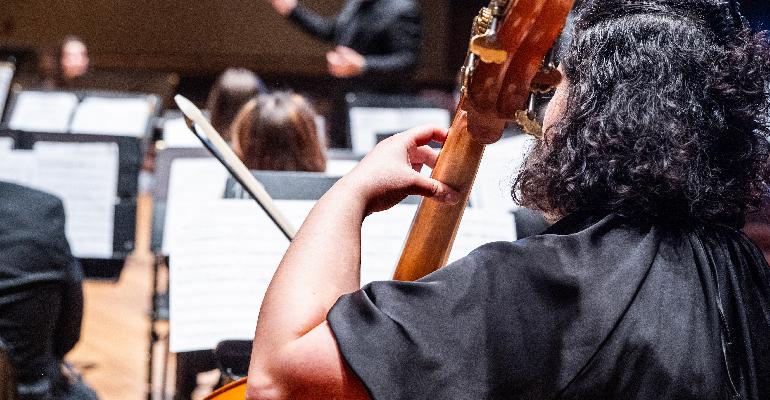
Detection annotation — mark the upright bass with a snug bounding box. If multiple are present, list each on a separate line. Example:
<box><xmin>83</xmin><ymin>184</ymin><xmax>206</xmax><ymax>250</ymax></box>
<box><xmin>204</xmin><ymin>0</ymin><xmax>573</xmax><ymax>397</ymax></box>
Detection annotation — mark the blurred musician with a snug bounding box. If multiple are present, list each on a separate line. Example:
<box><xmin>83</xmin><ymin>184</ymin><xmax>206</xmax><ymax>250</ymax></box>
<box><xmin>207</xmin><ymin>68</ymin><xmax>267</xmax><ymax>142</ymax></box>
<box><xmin>231</xmin><ymin>91</ymin><xmax>326</xmax><ymax>172</ymax></box>
<box><xmin>38</xmin><ymin>36</ymin><xmax>90</xmax><ymax>90</ymax></box>
<box><xmin>0</xmin><ymin>182</ymin><xmax>97</xmax><ymax>400</ymax></box>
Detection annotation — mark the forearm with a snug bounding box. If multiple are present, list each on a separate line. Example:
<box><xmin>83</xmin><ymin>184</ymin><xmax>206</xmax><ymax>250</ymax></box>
<box><xmin>251</xmin><ymin>177</ymin><xmax>365</xmax><ymax>362</ymax></box>
<box><xmin>246</xmin><ymin>126</ymin><xmax>455</xmax><ymax>399</ymax></box>
<box><xmin>363</xmin><ymin>52</ymin><xmax>418</xmax><ymax>76</ymax></box>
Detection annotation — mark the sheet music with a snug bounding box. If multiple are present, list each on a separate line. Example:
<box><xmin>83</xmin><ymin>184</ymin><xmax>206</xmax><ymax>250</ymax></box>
<box><xmin>168</xmin><ymin>199</ymin><xmax>296</xmax><ymax>352</ymax></box>
<box><xmin>325</xmin><ymin>159</ymin><xmax>358</xmax><ymax>176</ymax></box>
<box><xmin>0</xmin><ymin>150</ymin><xmax>36</xmax><ymax>185</ymax></box>
<box><xmin>471</xmin><ymin>134</ymin><xmax>536</xmax><ymax>210</ymax></box>
<box><xmin>349</xmin><ymin>107</ymin><xmax>450</xmax><ymax>154</ymax></box>
<box><xmin>33</xmin><ymin>142</ymin><xmax>119</xmax><ymax>258</ymax></box>
<box><xmin>0</xmin><ymin>143</ymin><xmax>119</xmax><ymax>258</ymax></box>
<box><xmin>70</xmin><ymin>96</ymin><xmax>153</xmax><ymax>137</ymax></box>
<box><xmin>0</xmin><ymin>137</ymin><xmax>13</xmax><ymax>152</ymax></box>
<box><xmin>168</xmin><ymin>199</ymin><xmax>513</xmax><ymax>352</ymax></box>
<box><xmin>162</xmin><ymin>158</ymin><xmax>229</xmax><ymax>254</ymax></box>
<box><xmin>162</xmin><ymin>117</ymin><xmax>203</xmax><ymax>148</ymax></box>
<box><xmin>8</xmin><ymin>91</ymin><xmax>79</xmax><ymax>133</ymax></box>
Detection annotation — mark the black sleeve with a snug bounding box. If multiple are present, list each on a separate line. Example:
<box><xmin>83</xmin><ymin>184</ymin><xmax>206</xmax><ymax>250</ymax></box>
<box><xmin>326</xmin><ymin>241</ymin><xmax>571</xmax><ymax>400</ymax></box>
<box><xmin>288</xmin><ymin>3</ymin><xmax>337</xmax><ymax>42</ymax></box>
<box><xmin>361</xmin><ymin>3</ymin><xmax>422</xmax><ymax>76</ymax></box>
<box><xmin>47</xmin><ymin>200</ymin><xmax>83</xmax><ymax>359</ymax></box>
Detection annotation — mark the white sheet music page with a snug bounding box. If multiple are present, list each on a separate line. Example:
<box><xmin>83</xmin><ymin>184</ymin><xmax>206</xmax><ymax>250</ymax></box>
<box><xmin>32</xmin><ymin>142</ymin><xmax>119</xmax><ymax>258</ymax></box>
<box><xmin>168</xmin><ymin>199</ymin><xmax>301</xmax><ymax>353</ymax></box>
<box><xmin>0</xmin><ymin>150</ymin><xmax>37</xmax><ymax>185</ymax></box>
<box><xmin>162</xmin><ymin>158</ymin><xmax>230</xmax><ymax>254</ymax></box>
<box><xmin>471</xmin><ymin>134</ymin><xmax>536</xmax><ymax>211</ymax></box>
<box><xmin>349</xmin><ymin>107</ymin><xmax>450</xmax><ymax>154</ymax></box>
<box><xmin>168</xmin><ymin>199</ymin><xmax>513</xmax><ymax>352</ymax></box>
<box><xmin>8</xmin><ymin>91</ymin><xmax>79</xmax><ymax>133</ymax></box>
<box><xmin>162</xmin><ymin>117</ymin><xmax>203</xmax><ymax>148</ymax></box>
<box><xmin>0</xmin><ymin>137</ymin><xmax>13</xmax><ymax>152</ymax></box>
<box><xmin>70</xmin><ymin>96</ymin><xmax>153</xmax><ymax>137</ymax></box>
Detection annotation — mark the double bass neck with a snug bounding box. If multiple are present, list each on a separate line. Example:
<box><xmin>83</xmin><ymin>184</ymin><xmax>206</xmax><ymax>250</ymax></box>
<box><xmin>392</xmin><ymin>102</ymin><xmax>491</xmax><ymax>281</ymax></box>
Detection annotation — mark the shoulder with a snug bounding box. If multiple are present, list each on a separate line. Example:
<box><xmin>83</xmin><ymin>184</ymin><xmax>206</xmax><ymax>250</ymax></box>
<box><xmin>0</xmin><ymin>181</ymin><xmax>62</xmax><ymax>206</ymax></box>
<box><xmin>431</xmin><ymin>213</ymin><xmax>657</xmax><ymax>294</ymax></box>
<box><xmin>0</xmin><ymin>181</ymin><xmax>65</xmax><ymax>226</ymax></box>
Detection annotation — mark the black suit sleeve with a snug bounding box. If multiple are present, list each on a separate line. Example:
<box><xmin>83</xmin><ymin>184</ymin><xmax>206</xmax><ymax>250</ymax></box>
<box><xmin>46</xmin><ymin>199</ymin><xmax>83</xmax><ymax>359</ymax></box>
<box><xmin>361</xmin><ymin>3</ymin><xmax>421</xmax><ymax>76</ymax></box>
<box><xmin>288</xmin><ymin>3</ymin><xmax>337</xmax><ymax>42</ymax></box>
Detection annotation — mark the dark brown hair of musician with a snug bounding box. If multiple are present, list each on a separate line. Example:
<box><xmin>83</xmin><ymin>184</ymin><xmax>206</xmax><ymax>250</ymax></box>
<box><xmin>206</xmin><ymin>68</ymin><xmax>266</xmax><ymax>141</ymax></box>
<box><xmin>231</xmin><ymin>92</ymin><xmax>326</xmax><ymax>172</ymax></box>
<box><xmin>513</xmin><ymin>0</ymin><xmax>770</xmax><ymax>225</ymax></box>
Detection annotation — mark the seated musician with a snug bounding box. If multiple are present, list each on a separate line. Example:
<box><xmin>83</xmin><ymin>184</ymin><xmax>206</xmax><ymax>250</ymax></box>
<box><xmin>0</xmin><ymin>181</ymin><xmax>98</xmax><ymax>400</ymax></box>
<box><xmin>206</xmin><ymin>68</ymin><xmax>267</xmax><ymax>142</ymax></box>
<box><xmin>174</xmin><ymin>91</ymin><xmax>325</xmax><ymax>400</ymax></box>
<box><xmin>245</xmin><ymin>0</ymin><xmax>770</xmax><ymax>398</ymax></box>
<box><xmin>230</xmin><ymin>91</ymin><xmax>326</xmax><ymax>172</ymax></box>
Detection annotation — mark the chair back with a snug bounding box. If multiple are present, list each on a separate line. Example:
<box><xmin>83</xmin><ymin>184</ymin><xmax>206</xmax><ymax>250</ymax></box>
<box><xmin>0</xmin><ymin>340</ymin><xmax>17</xmax><ymax>400</ymax></box>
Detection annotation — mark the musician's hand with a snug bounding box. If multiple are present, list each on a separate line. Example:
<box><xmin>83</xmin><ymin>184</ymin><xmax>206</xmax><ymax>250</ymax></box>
<box><xmin>326</xmin><ymin>46</ymin><xmax>366</xmax><ymax>78</ymax></box>
<box><xmin>340</xmin><ymin>125</ymin><xmax>460</xmax><ymax>214</ymax></box>
<box><xmin>268</xmin><ymin>0</ymin><xmax>297</xmax><ymax>17</ymax></box>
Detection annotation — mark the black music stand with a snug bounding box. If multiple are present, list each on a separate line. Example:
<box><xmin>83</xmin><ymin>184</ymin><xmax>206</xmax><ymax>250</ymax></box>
<box><xmin>0</xmin><ymin>89</ymin><xmax>160</xmax><ymax>279</ymax></box>
<box><xmin>147</xmin><ymin>147</ymin><xmax>211</xmax><ymax>400</ymax></box>
<box><xmin>0</xmin><ymin>129</ymin><xmax>147</xmax><ymax>279</ymax></box>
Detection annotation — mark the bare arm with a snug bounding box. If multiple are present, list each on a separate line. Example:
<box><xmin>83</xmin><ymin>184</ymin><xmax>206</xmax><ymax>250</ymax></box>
<box><xmin>246</xmin><ymin>126</ymin><xmax>459</xmax><ymax>399</ymax></box>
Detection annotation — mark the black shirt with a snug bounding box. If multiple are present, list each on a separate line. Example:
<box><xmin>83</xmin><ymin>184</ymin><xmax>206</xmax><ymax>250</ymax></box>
<box><xmin>0</xmin><ymin>181</ymin><xmax>83</xmax><ymax>398</ymax></box>
<box><xmin>328</xmin><ymin>213</ymin><xmax>770</xmax><ymax>399</ymax></box>
<box><xmin>288</xmin><ymin>0</ymin><xmax>421</xmax><ymax>91</ymax></box>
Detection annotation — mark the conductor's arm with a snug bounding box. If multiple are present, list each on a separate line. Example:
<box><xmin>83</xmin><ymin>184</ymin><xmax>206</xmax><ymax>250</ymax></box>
<box><xmin>268</xmin><ymin>0</ymin><xmax>337</xmax><ymax>42</ymax></box>
<box><xmin>246</xmin><ymin>126</ymin><xmax>459</xmax><ymax>399</ymax></box>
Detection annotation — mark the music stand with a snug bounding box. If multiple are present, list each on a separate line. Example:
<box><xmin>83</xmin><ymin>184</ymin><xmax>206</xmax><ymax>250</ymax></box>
<box><xmin>147</xmin><ymin>147</ymin><xmax>212</xmax><ymax>400</ymax></box>
<box><xmin>0</xmin><ymin>129</ymin><xmax>147</xmax><ymax>279</ymax></box>
<box><xmin>345</xmin><ymin>93</ymin><xmax>451</xmax><ymax>155</ymax></box>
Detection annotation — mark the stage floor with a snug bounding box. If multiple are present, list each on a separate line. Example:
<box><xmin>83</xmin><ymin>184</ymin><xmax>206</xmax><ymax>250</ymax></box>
<box><xmin>67</xmin><ymin>194</ymin><xmax>217</xmax><ymax>400</ymax></box>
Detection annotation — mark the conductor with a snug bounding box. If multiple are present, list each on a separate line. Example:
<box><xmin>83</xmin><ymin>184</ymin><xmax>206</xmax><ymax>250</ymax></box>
<box><xmin>267</xmin><ymin>0</ymin><xmax>422</xmax><ymax>87</ymax></box>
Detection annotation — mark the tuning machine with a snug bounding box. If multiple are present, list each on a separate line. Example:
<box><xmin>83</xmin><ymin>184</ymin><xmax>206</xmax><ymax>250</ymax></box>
<box><xmin>516</xmin><ymin>46</ymin><xmax>563</xmax><ymax>139</ymax></box>
<box><xmin>461</xmin><ymin>0</ymin><xmax>512</xmax><ymax>93</ymax></box>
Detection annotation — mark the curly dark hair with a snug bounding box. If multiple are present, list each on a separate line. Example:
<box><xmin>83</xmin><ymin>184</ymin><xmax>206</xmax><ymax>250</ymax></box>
<box><xmin>513</xmin><ymin>0</ymin><xmax>770</xmax><ymax>225</ymax></box>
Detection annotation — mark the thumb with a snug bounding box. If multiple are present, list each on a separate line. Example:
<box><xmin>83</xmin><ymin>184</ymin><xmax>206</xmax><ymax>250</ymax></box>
<box><xmin>411</xmin><ymin>175</ymin><xmax>461</xmax><ymax>204</ymax></box>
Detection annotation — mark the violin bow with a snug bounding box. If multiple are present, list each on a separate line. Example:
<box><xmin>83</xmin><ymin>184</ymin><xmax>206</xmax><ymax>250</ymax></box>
<box><xmin>174</xmin><ymin>94</ymin><xmax>297</xmax><ymax>241</ymax></box>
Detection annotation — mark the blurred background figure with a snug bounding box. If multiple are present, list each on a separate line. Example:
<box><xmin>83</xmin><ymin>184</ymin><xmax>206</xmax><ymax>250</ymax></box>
<box><xmin>267</xmin><ymin>0</ymin><xmax>421</xmax><ymax>88</ymax></box>
<box><xmin>206</xmin><ymin>68</ymin><xmax>267</xmax><ymax>142</ymax></box>
<box><xmin>0</xmin><ymin>181</ymin><xmax>98</xmax><ymax>400</ymax></box>
<box><xmin>37</xmin><ymin>36</ymin><xmax>90</xmax><ymax>90</ymax></box>
<box><xmin>60</xmin><ymin>36</ymin><xmax>89</xmax><ymax>82</ymax></box>
<box><xmin>231</xmin><ymin>91</ymin><xmax>326</xmax><ymax>172</ymax></box>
